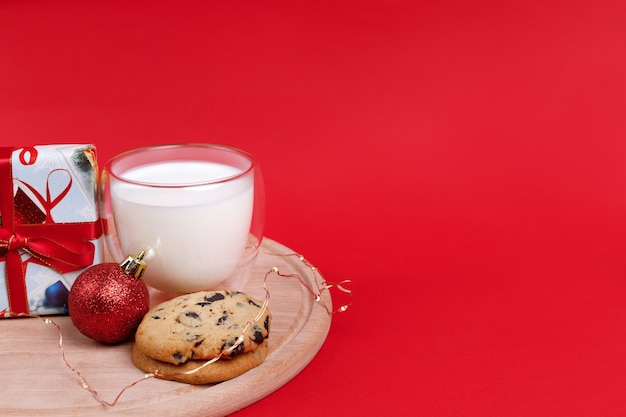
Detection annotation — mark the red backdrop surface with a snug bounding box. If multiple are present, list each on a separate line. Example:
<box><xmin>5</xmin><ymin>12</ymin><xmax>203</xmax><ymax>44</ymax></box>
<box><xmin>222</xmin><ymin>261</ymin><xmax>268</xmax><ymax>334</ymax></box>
<box><xmin>2</xmin><ymin>0</ymin><xmax>626</xmax><ymax>415</ymax></box>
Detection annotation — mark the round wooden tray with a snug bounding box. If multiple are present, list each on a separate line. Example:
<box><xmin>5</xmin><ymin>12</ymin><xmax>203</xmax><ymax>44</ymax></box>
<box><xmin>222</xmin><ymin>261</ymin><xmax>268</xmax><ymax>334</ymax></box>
<box><xmin>0</xmin><ymin>239</ymin><xmax>332</xmax><ymax>416</ymax></box>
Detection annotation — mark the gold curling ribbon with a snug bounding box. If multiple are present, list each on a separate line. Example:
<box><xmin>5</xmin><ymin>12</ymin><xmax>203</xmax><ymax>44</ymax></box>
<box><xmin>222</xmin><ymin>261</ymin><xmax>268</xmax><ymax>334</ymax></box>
<box><xmin>263</xmin><ymin>250</ymin><xmax>353</xmax><ymax>315</ymax></box>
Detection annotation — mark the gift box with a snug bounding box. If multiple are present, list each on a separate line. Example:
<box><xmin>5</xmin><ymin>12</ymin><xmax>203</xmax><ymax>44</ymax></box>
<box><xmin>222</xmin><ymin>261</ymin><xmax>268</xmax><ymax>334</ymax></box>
<box><xmin>0</xmin><ymin>145</ymin><xmax>103</xmax><ymax>318</ymax></box>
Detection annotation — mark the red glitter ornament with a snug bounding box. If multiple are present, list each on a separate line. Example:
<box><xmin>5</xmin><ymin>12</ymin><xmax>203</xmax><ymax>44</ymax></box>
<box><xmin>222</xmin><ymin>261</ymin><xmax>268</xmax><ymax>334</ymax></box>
<box><xmin>68</xmin><ymin>252</ymin><xmax>150</xmax><ymax>344</ymax></box>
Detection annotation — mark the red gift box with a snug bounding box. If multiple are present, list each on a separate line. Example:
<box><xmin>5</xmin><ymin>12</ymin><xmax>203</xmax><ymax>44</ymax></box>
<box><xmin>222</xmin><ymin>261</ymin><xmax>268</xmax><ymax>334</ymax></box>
<box><xmin>0</xmin><ymin>145</ymin><xmax>103</xmax><ymax>318</ymax></box>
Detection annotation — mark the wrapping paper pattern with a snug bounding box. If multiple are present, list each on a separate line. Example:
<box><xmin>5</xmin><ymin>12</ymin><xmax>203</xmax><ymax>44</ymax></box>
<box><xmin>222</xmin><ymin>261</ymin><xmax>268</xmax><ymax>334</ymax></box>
<box><xmin>0</xmin><ymin>145</ymin><xmax>103</xmax><ymax>317</ymax></box>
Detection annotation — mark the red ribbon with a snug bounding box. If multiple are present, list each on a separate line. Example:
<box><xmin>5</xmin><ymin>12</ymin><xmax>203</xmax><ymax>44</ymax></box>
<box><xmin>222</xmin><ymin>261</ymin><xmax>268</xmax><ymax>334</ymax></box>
<box><xmin>0</xmin><ymin>147</ymin><xmax>102</xmax><ymax>317</ymax></box>
<box><xmin>17</xmin><ymin>168</ymin><xmax>73</xmax><ymax>223</ymax></box>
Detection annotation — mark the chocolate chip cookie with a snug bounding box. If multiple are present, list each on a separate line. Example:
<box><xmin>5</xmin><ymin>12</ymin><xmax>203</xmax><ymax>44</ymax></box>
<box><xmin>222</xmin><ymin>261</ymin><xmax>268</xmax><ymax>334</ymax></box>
<box><xmin>134</xmin><ymin>290</ymin><xmax>271</xmax><ymax>365</ymax></box>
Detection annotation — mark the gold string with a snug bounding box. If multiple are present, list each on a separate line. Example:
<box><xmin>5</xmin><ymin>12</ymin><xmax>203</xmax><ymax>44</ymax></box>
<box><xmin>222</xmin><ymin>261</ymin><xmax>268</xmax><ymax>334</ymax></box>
<box><xmin>20</xmin><ymin>314</ymin><xmax>153</xmax><ymax>407</ymax></box>
<box><xmin>263</xmin><ymin>250</ymin><xmax>353</xmax><ymax>315</ymax></box>
<box><xmin>21</xmin><ymin>249</ymin><xmax>352</xmax><ymax>407</ymax></box>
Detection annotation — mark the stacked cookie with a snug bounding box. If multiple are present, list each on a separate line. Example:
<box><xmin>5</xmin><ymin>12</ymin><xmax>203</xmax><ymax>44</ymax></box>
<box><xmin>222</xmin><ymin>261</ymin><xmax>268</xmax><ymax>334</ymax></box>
<box><xmin>132</xmin><ymin>289</ymin><xmax>271</xmax><ymax>384</ymax></box>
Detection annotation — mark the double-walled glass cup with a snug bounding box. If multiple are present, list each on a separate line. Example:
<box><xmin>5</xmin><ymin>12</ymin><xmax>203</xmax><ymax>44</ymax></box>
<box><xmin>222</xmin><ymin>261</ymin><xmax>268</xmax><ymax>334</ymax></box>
<box><xmin>100</xmin><ymin>143</ymin><xmax>264</xmax><ymax>293</ymax></box>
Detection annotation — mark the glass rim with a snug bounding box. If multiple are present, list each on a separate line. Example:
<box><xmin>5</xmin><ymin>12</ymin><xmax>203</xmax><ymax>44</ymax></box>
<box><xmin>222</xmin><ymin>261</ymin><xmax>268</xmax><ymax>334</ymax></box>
<box><xmin>104</xmin><ymin>143</ymin><xmax>256</xmax><ymax>188</ymax></box>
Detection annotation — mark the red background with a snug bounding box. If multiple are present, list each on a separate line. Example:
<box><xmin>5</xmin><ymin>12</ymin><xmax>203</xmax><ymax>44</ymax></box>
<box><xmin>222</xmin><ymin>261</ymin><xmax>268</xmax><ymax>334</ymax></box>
<box><xmin>2</xmin><ymin>0</ymin><xmax>626</xmax><ymax>415</ymax></box>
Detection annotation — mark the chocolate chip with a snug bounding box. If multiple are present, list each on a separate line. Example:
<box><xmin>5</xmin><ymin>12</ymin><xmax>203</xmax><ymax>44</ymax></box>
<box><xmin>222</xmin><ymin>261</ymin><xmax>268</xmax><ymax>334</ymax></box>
<box><xmin>248</xmin><ymin>299</ymin><xmax>261</xmax><ymax>308</ymax></box>
<box><xmin>196</xmin><ymin>292</ymin><xmax>226</xmax><ymax>307</ymax></box>
<box><xmin>185</xmin><ymin>334</ymin><xmax>200</xmax><ymax>342</ymax></box>
<box><xmin>194</xmin><ymin>339</ymin><xmax>204</xmax><ymax>348</ymax></box>
<box><xmin>173</xmin><ymin>352</ymin><xmax>184</xmax><ymax>362</ymax></box>
<box><xmin>151</xmin><ymin>315</ymin><xmax>161</xmax><ymax>320</ymax></box>
<box><xmin>205</xmin><ymin>293</ymin><xmax>226</xmax><ymax>302</ymax></box>
<box><xmin>185</xmin><ymin>311</ymin><xmax>199</xmax><ymax>319</ymax></box>
<box><xmin>222</xmin><ymin>338</ymin><xmax>244</xmax><ymax>357</ymax></box>
<box><xmin>264</xmin><ymin>315</ymin><xmax>270</xmax><ymax>332</ymax></box>
<box><xmin>251</xmin><ymin>325</ymin><xmax>264</xmax><ymax>343</ymax></box>
<box><xmin>216</xmin><ymin>311</ymin><xmax>229</xmax><ymax>326</ymax></box>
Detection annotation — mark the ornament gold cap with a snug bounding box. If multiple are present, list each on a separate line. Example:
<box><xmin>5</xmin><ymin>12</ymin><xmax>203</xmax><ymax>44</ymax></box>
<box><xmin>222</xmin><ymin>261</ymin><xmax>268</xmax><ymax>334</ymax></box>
<box><xmin>119</xmin><ymin>250</ymin><xmax>147</xmax><ymax>278</ymax></box>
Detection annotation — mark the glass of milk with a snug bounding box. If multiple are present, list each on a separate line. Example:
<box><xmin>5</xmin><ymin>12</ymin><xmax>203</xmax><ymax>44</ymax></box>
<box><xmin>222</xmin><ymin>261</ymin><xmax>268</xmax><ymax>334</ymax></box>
<box><xmin>100</xmin><ymin>144</ymin><xmax>264</xmax><ymax>293</ymax></box>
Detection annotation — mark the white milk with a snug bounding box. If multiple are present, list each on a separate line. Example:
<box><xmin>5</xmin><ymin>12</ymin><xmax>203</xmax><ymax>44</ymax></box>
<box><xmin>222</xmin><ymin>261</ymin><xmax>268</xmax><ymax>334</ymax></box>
<box><xmin>109</xmin><ymin>161</ymin><xmax>254</xmax><ymax>293</ymax></box>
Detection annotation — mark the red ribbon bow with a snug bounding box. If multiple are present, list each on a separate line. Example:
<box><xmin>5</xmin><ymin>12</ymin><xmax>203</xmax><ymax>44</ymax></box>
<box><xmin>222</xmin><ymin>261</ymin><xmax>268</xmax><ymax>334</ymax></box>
<box><xmin>0</xmin><ymin>147</ymin><xmax>102</xmax><ymax>317</ymax></box>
